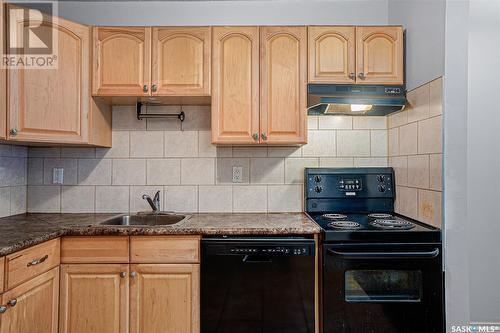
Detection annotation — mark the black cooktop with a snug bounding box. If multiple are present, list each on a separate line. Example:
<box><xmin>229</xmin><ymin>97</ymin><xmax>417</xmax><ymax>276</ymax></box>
<box><xmin>308</xmin><ymin>212</ymin><xmax>441</xmax><ymax>242</ymax></box>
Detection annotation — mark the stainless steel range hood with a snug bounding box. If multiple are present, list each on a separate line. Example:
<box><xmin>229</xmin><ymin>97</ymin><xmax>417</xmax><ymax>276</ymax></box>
<box><xmin>307</xmin><ymin>84</ymin><xmax>406</xmax><ymax>116</ymax></box>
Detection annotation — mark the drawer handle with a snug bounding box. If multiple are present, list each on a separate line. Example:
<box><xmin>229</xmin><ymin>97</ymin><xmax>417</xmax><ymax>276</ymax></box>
<box><xmin>7</xmin><ymin>299</ymin><xmax>17</xmax><ymax>307</ymax></box>
<box><xmin>27</xmin><ymin>254</ymin><xmax>48</xmax><ymax>267</ymax></box>
<box><xmin>0</xmin><ymin>306</ymin><xmax>6</xmax><ymax>314</ymax></box>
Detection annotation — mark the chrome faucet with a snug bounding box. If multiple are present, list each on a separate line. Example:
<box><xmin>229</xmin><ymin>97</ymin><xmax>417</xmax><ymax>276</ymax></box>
<box><xmin>142</xmin><ymin>191</ymin><xmax>161</xmax><ymax>213</ymax></box>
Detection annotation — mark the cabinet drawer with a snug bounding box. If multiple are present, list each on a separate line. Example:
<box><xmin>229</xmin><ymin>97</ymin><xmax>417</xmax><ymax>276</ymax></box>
<box><xmin>130</xmin><ymin>236</ymin><xmax>200</xmax><ymax>263</ymax></box>
<box><xmin>61</xmin><ymin>236</ymin><xmax>129</xmax><ymax>263</ymax></box>
<box><xmin>0</xmin><ymin>257</ymin><xmax>4</xmax><ymax>293</ymax></box>
<box><xmin>5</xmin><ymin>239</ymin><xmax>60</xmax><ymax>290</ymax></box>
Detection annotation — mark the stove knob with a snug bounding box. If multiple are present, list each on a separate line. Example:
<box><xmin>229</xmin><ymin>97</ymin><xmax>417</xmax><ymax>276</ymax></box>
<box><xmin>377</xmin><ymin>175</ymin><xmax>385</xmax><ymax>183</ymax></box>
<box><xmin>378</xmin><ymin>185</ymin><xmax>386</xmax><ymax>192</ymax></box>
<box><xmin>314</xmin><ymin>175</ymin><xmax>322</xmax><ymax>183</ymax></box>
<box><xmin>314</xmin><ymin>185</ymin><xmax>323</xmax><ymax>193</ymax></box>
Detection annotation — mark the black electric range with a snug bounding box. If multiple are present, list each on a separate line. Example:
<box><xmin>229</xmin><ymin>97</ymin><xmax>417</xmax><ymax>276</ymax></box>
<box><xmin>305</xmin><ymin>167</ymin><xmax>443</xmax><ymax>333</ymax></box>
<box><xmin>308</xmin><ymin>212</ymin><xmax>440</xmax><ymax>242</ymax></box>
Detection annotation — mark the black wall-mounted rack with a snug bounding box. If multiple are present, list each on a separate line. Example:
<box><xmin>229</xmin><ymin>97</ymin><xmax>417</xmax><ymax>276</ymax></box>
<box><xmin>136</xmin><ymin>101</ymin><xmax>186</xmax><ymax>122</ymax></box>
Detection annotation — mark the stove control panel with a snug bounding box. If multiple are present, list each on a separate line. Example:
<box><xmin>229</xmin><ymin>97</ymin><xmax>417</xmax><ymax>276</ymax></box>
<box><xmin>338</xmin><ymin>179</ymin><xmax>362</xmax><ymax>191</ymax></box>
<box><xmin>305</xmin><ymin>167</ymin><xmax>395</xmax><ymax>199</ymax></box>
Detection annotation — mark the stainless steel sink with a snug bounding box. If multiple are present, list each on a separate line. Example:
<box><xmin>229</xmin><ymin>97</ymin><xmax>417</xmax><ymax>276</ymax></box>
<box><xmin>99</xmin><ymin>213</ymin><xmax>190</xmax><ymax>227</ymax></box>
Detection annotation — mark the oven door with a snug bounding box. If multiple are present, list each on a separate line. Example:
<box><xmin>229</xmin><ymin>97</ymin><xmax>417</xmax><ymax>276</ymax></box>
<box><xmin>323</xmin><ymin>243</ymin><xmax>443</xmax><ymax>333</ymax></box>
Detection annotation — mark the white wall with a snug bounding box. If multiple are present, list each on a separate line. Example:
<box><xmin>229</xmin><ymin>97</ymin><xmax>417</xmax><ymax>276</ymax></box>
<box><xmin>444</xmin><ymin>0</ymin><xmax>500</xmax><ymax>329</ymax></box>
<box><xmin>388</xmin><ymin>0</ymin><xmax>445</xmax><ymax>90</ymax></box>
<box><xmin>443</xmin><ymin>0</ymin><xmax>470</xmax><ymax>329</ymax></box>
<box><xmin>52</xmin><ymin>0</ymin><xmax>388</xmax><ymax>26</ymax></box>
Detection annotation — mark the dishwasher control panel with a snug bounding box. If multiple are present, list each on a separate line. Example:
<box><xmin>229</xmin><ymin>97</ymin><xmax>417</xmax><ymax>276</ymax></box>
<box><xmin>202</xmin><ymin>238</ymin><xmax>315</xmax><ymax>257</ymax></box>
<box><xmin>229</xmin><ymin>245</ymin><xmax>311</xmax><ymax>256</ymax></box>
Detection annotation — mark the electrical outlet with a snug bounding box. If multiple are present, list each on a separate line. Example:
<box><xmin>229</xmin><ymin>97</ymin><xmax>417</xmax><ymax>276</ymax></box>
<box><xmin>232</xmin><ymin>166</ymin><xmax>243</xmax><ymax>183</ymax></box>
<box><xmin>52</xmin><ymin>167</ymin><xmax>64</xmax><ymax>184</ymax></box>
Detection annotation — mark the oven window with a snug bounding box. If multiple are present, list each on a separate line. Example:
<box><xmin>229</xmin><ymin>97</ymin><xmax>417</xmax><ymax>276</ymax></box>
<box><xmin>345</xmin><ymin>270</ymin><xmax>422</xmax><ymax>302</ymax></box>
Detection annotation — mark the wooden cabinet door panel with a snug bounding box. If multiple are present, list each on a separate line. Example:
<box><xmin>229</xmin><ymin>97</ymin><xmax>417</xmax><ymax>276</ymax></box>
<box><xmin>356</xmin><ymin>26</ymin><xmax>403</xmax><ymax>85</ymax></box>
<box><xmin>152</xmin><ymin>27</ymin><xmax>210</xmax><ymax>96</ymax></box>
<box><xmin>212</xmin><ymin>26</ymin><xmax>260</xmax><ymax>144</ymax></box>
<box><xmin>92</xmin><ymin>27</ymin><xmax>151</xmax><ymax>96</ymax></box>
<box><xmin>59</xmin><ymin>264</ymin><xmax>129</xmax><ymax>333</ymax></box>
<box><xmin>7</xmin><ymin>14</ymin><xmax>89</xmax><ymax>143</ymax></box>
<box><xmin>0</xmin><ymin>0</ymin><xmax>5</xmax><ymax>140</ymax></box>
<box><xmin>308</xmin><ymin>26</ymin><xmax>356</xmax><ymax>83</ymax></box>
<box><xmin>130</xmin><ymin>264</ymin><xmax>200</xmax><ymax>333</ymax></box>
<box><xmin>260</xmin><ymin>26</ymin><xmax>307</xmax><ymax>144</ymax></box>
<box><xmin>0</xmin><ymin>267</ymin><xmax>59</xmax><ymax>333</ymax></box>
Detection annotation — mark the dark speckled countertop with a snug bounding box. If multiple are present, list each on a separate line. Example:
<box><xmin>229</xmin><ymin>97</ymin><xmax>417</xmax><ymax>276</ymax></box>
<box><xmin>0</xmin><ymin>213</ymin><xmax>320</xmax><ymax>257</ymax></box>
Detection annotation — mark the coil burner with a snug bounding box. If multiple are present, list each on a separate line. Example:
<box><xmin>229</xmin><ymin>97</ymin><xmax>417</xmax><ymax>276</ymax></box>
<box><xmin>370</xmin><ymin>219</ymin><xmax>415</xmax><ymax>230</ymax></box>
<box><xmin>322</xmin><ymin>213</ymin><xmax>347</xmax><ymax>220</ymax></box>
<box><xmin>328</xmin><ymin>221</ymin><xmax>361</xmax><ymax>230</ymax></box>
<box><xmin>368</xmin><ymin>213</ymin><xmax>393</xmax><ymax>219</ymax></box>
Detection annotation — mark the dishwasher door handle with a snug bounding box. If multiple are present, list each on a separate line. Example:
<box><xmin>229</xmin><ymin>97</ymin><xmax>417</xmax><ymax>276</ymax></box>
<box><xmin>242</xmin><ymin>255</ymin><xmax>273</xmax><ymax>263</ymax></box>
<box><xmin>327</xmin><ymin>248</ymin><xmax>440</xmax><ymax>259</ymax></box>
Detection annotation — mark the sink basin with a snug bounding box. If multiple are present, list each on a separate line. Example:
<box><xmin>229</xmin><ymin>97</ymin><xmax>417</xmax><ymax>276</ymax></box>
<box><xmin>99</xmin><ymin>213</ymin><xmax>190</xmax><ymax>227</ymax></box>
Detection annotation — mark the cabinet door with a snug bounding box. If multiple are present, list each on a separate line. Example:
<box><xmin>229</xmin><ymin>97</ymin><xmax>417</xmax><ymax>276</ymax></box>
<box><xmin>130</xmin><ymin>264</ymin><xmax>200</xmax><ymax>333</ymax></box>
<box><xmin>92</xmin><ymin>27</ymin><xmax>151</xmax><ymax>96</ymax></box>
<box><xmin>308</xmin><ymin>26</ymin><xmax>356</xmax><ymax>83</ymax></box>
<box><xmin>260</xmin><ymin>26</ymin><xmax>307</xmax><ymax>144</ymax></box>
<box><xmin>7</xmin><ymin>14</ymin><xmax>90</xmax><ymax>144</ymax></box>
<box><xmin>0</xmin><ymin>0</ymin><xmax>5</xmax><ymax>140</ymax></box>
<box><xmin>0</xmin><ymin>267</ymin><xmax>59</xmax><ymax>333</ymax></box>
<box><xmin>152</xmin><ymin>27</ymin><xmax>210</xmax><ymax>96</ymax></box>
<box><xmin>212</xmin><ymin>27</ymin><xmax>260</xmax><ymax>144</ymax></box>
<box><xmin>59</xmin><ymin>264</ymin><xmax>129</xmax><ymax>333</ymax></box>
<box><xmin>356</xmin><ymin>26</ymin><xmax>403</xmax><ymax>85</ymax></box>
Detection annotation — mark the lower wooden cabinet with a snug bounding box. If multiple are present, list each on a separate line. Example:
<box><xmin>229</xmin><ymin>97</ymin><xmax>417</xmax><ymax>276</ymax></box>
<box><xmin>0</xmin><ymin>267</ymin><xmax>59</xmax><ymax>333</ymax></box>
<box><xmin>130</xmin><ymin>264</ymin><xmax>200</xmax><ymax>333</ymax></box>
<box><xmin>59</xmin><ymin>263</ymin><xmax>200</xmax><ymax>333</ymax></box>
<box><xmin>59</xmin><ymin>264</ymin><xmax>129</xmax><ymax>333</ymax></box>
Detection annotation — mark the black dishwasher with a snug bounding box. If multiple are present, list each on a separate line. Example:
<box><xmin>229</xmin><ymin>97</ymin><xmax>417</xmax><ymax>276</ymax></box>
<box><xmin>201</xmin><ymin>236</ymin><xmax>315</xmax><ymax>333</ymax></box>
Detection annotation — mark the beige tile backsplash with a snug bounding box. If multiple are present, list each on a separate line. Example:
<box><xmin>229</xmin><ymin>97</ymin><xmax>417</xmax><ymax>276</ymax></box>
<box><xmin>389</xmin><ymin>77</ymin><xmax>443</xmax><ymax>227</ymax></box>
<box><xmin>0</xmin><ymin>144</ymin><xmax>27</xmax><ymax>217</ymax></box>
<box><xmin>21</xmin><ymin>104</ymin><xmax>389</xmax><ymax>214</ymax></box>
<box><xmin>0</xmin><ymin>77</ymin><xmax>440</xmax><ymax>217</ymax></box>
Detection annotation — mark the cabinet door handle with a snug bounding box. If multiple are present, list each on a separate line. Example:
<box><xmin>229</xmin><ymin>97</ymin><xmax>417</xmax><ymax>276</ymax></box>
<box><xmin>7</xmin><ymin>299</ymin><xmax>17</xmax><ymax>307</ymax></box>
<box><xmin>252</xmin><ymin>133</ymin><xmax>259</xmax><ymax>141</ymax></box>
<box><xmin>143</xmin><ymin>85</ymin><xmax>149</xmax><ymax>93</ymax></box>
<box><xmin>120</xmin><ymin>272</ymin><xmax>127</xmax><ymax>278</ymax></box>
<box><xmin>358</xmin><ymin>73</ymin><xmax>366</xmax><ymax>80</ymax></box>
<box><xmin>348</xmin><ymin>72</ymin><xmax>355</xmax><ymax>80</ymax></box>
<box><xmin>0</xmin><ymin>306</ymin><xmax>6</xmax><ymax>314</ymax></box>
<box><xmin>261</xmin><ymin>133</ymin><xmax>267</xmax><ymax>141</ymax></box>
<box><xmin>130</xmin><ymin>272</ymin><xmax>137</xmax><ymax>278</ymax></box>
<box><xmin>27</xmin><ymin>254</ymin><xmax>48</xmax><ymax>267</ymax></box>
<box><xmin>151</xmin><ymin>84</ymin><xmax>158</xmax><ymax>93</ymax></box>
<box><xmin>10</xmin><ymin>128</ymin><xmax>17</xmax><ymax>136</ymax></box>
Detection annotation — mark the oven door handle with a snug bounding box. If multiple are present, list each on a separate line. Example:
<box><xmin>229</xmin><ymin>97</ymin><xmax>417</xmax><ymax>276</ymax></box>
<box><xmin>327</xmin><ymin>248</ymin><xmax>440</xmax><ymax>259</ymax></box>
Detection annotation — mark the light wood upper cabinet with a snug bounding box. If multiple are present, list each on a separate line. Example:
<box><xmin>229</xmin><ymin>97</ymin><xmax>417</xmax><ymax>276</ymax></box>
<box><xmin>308</xmin><ymin>26</ymin><xmax>356</xmax><ymax>83</ymax></box>
<box><xmin>260</xmin><ymin>26</ymin><xmax>307</xmax><ymax>144</ymax></box>
<box><xmin>0</xmin><ymin>267</ymin><xmax>59</xmax><ymax>333</ymax></box>
<box><xmin>356</xmin><ymin>26</ymin><xmax>403</xmax><ymax>85</ymax></box>
<box><xmin>59</xmin><ymin>264</ymin><xmax>129</xmax><ymax>333</ymax></box>
<box><xmin>212</xmin><ymin>26</ymin><xmax>260</xmax><ymax>144</ymax></box>
<box><xmin>152</xmin><ymin>27</ymin><xmax>210</xmax><ymax>96</ymax></box>
<box><xmin>7</xmin><ymin>14</ymin><xmax>90</xmax><ymax>144</ymax></box>
<box><xmin>0</xmin><ymin>0</ymin><xmax>6</xmax><ymax>140</ymax></box>
<box><xmin>92</xmin><ymin>27</ymin><xmax>151</xmax><ymax>96</ymax></box>
<box><xmin>130</xmin><ymin>264</ymin><xmax>200</xmax><ymax>333</ymax></box>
